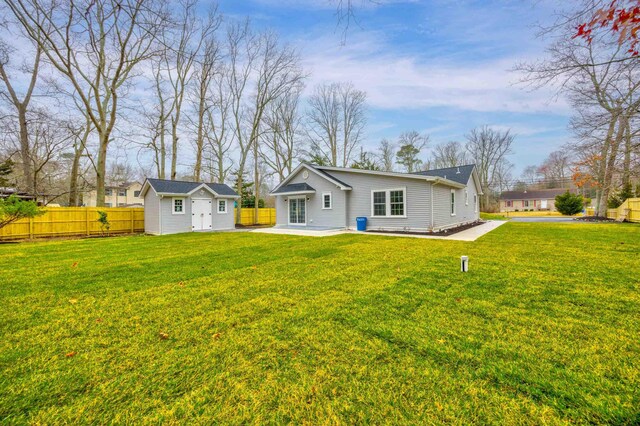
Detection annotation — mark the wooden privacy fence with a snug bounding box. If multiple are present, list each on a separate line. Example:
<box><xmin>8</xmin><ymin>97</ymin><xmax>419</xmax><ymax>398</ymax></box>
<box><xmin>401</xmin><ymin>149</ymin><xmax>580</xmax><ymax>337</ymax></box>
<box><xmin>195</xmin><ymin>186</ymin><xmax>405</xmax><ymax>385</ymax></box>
<box><xmin>606</xmin><ymin>198</ymin><xmax>640</xmax><ymax>222</ymax></box>
<box><xmin>234</xmin><ymin>208</ymin><xmax>276</xmax><ymax>226</ymax></box>
<box><xmin>0</xmin><ymin>207</ymin><xmax>144</xmax><ymax>240</ymax></box>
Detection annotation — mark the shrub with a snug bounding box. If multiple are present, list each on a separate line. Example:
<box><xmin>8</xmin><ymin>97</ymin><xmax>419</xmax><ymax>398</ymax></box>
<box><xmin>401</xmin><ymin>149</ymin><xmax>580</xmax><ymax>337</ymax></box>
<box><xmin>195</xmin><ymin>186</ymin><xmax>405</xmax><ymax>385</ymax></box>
<box><xmin>555</xmin><ymin>191</ymin><xmax>584</xmax><ymax>215</ymax></box>
<box><xmin>97</xmin><ymin>211</ymin><xmax>111</xmax><ymax>236</ymax></box>
<box><xmin>0</xmin><ymin>195</ymin><xmax>44</xmax><ymax>229</ymax></box>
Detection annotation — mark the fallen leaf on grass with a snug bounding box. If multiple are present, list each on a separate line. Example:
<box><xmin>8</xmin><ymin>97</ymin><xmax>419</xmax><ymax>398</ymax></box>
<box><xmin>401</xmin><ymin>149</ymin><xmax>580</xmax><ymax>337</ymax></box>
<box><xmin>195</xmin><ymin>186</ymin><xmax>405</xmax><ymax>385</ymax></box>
<box><xmin>212</xmin><ymin>333</ymin><xmax>222</xmax><ymax>340</ymax></box>
<box><xmin>251</xmin><ymin>265</ymin><xmax>257</xmax><ymax>270</ymax></box>
<box><xmin>95</xmin><ymin>318</ymin><xmax>103</xmax><ymax>323</ymax></box>
<box><xmin>65</xmin><ymin>351</ymin><xmax>77</xmax><ymax>358</ymax></box>
<box><xmin>159</xmin><ymin>332</ymin><xmax>169</xmax><ymax>340</ymax></box>
<box><xmin>71</xmin><ymin>262</ymin><xmax>78</xmax><ymax>269</ymax></box>
<box><xmin>68</xmin><ymin>299</ymin><xmax>78</xmax><ymax>304</ymax></box>
<box><xmin>178</xmin><ymin>281</ymin><xmax>185</xmax><ymax>288</ymax></box>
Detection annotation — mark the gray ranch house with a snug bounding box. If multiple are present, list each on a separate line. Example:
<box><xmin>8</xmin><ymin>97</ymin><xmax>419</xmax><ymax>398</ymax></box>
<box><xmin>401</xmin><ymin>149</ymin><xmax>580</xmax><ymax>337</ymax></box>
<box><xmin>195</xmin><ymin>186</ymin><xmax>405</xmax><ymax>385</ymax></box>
<box><xmin>270</xmin><ymin>163</ymin><xmax>482</xmax><ymax>232</ymax></box>
<box><xmin>140</xmin><ymin>178</ymin><xmax>239</xmax><ymax>235</ymax></box>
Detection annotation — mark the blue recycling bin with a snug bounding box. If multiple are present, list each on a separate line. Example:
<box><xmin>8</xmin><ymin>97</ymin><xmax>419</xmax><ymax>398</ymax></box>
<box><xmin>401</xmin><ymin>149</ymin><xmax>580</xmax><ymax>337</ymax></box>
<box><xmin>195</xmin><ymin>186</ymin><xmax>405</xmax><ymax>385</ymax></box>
<box><xmin>356</xmin><ymin>217</ymin><xmax>367</xmax><ymax>231</ymax></box>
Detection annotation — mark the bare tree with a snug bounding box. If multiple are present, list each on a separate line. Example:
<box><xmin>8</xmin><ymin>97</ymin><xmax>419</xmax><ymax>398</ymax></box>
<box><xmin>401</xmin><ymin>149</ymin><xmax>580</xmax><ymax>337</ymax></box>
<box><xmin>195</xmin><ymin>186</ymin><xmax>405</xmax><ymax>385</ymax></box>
<box><xmin>307</xmin><ymin>82</ymin><xmax>366</xmax><ymax>168</ymax></box>
<box><xmin>226</xmin><ymin>21</ymin><xmax>304</xmax><ymax>223</ymax></box>
<box><xmin>377</xmin><ymin>138</ymin><xmax>395</xmax><ymax>172</ymax></box>
<box><xmin>465</xmin><ymin>126</ymin><xmax>514</xmax><ymax>210</ymax></box>
<box><xmin>538</xmin><ymin>150</ymin><xmax>572</xmax><ymax>188</ymax></box>
<box><xmin>520</xmin><ymin>165</ymin><xmax>540</xmax><ymax>185</ymax></box>
<box><xmin>431</xmin><ymin>141</ymin><xmax>469</xmax><ymax>169</ymax></box>
<box><xmin>260</xmin><ymin>87</ymin><xmax>303</xmax><ymax>181</ymax></box>
<box><xmin>5</xmin><ymin>0</ymin><xmax>168</xmax><ymax>206</ymax></box>
<box><xmin>0</xmin><ymin>15</ymin><xmax>42</xmax><ymax>195</ymax></box>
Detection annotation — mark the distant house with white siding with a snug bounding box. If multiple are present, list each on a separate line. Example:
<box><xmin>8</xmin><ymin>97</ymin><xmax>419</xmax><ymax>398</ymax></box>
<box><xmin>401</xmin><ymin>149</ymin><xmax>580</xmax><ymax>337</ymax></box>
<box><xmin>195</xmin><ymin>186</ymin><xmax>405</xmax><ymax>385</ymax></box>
<box><xmin>84</xmin><ymin>181</ymin><xmax>144</xmax><ymax>207</ymax></box>
<box><xmin>269</xmin><ymin>163</ymin><xmax>482</xmax><ymax>232</ymax></box>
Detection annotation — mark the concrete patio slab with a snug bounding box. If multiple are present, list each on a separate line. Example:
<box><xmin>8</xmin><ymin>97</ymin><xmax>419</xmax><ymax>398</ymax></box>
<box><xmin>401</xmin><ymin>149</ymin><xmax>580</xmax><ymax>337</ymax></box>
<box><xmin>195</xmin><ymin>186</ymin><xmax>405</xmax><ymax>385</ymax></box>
<box><xmin>250</xmin><ymin>220</ymin><xmax>507</xmax><ymax>241</ymax></box>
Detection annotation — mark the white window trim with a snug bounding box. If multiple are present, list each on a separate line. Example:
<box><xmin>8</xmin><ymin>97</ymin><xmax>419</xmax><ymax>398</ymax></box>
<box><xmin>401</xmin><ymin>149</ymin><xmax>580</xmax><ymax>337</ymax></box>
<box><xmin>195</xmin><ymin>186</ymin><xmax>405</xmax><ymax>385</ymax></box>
<box><xmin>322</xmin><ymin>192</ymin><xmax>332</xmax><ymax>210</ymax></box>
<box><xmin>287</xmin><ymin>196</ymin><xmax>307</xmax><ymax>226</ymax></box>
<box><xmin>371</xmin><ymin>187</ymin><xmax>407</xmax><ymax>218</ymax></box>
<box><xmin>450</xmin><ymin>189</ymin><xmax>456</xmax><ymax>216</ymax></box>
<box><xmin>217</xmin><ymin>199</ymin><xmax>227</xmax><ymax>214</ymax></box>
<box><xmin>474</xmin><ymin>194</ymin><xmax>478</xmax><ymax>213</ymax></box>
<box><xmin>172</xmin><ymin>197</ymin><xmax>185</xmax><ymax>215</ymax></box>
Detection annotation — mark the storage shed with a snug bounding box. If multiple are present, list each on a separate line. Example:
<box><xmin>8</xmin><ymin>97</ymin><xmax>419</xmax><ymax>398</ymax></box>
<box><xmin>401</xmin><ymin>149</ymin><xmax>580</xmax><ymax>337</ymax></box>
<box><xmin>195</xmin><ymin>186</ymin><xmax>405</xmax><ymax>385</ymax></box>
<box><xmin>140</xmin><ymin>178</ymin><xmax>239</xmax><ymax>235</ymax></box>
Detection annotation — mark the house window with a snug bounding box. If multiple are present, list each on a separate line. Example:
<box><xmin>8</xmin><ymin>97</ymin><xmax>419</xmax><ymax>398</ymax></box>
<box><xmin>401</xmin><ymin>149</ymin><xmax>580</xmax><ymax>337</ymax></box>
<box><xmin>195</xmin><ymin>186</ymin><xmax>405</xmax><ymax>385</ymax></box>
<box><xmin>118</xmin><ymin>189</ymin><xmax>127</xmax><ymax>197</ymax></box>
<box><xmin>390</xmin><ymin>190</ymin><xmax>404</xmax><ymax>216</ymax></box>
<box><xmin>105</xmin><ymin>189</ymin><xmax>113</xmax><ymax>196</ymax></box>
<box><xmin>172</xmin><ymin>198</ymin><xmax>185</xmax><ymax>214</ymax></box>
<box><xmin>218</xmin><ymin>199</ymin><xmax>227</xmax><ymax>213</ymax></box>
<box><xmin>134</xmin><ymin>190</ymin><xmax>140</xmax><ymax>198</ymax></box>
<box><xmin>372</xmin><ymin>188</ymin><xmax>406</xmax><ymax>217</ymax></box>
<box><xmin>104</xmin><ymin>202</ymin><xmax>112</xmax><ymax>207</ymax></box>
<box><xmin>506</xmin><ymin>200</ymin><xmax>512</xmax><ymax>207</ymax></box>
<box><xmin>474</xmin><ymin>194</ymin><xmax>478</xmax><ymax>212</ymax></box>
<box><xmin>372</xmin><ymin>191</ymin><xmax>386</xmax><ymax>216</ymax></box>
<box><xmin>465</xmin><ymin>190</ymin><xmax>468</xmax><ymax>206</ymax></box>
<box><xmin>451</xmin><ymin>190</ymin><xmax>456</xmax><ymax>216</ymax></box>
<box><xmin>523</xmin><ymin>200</ymin><xmax>530</xmax><ymax>207</ymax></box>
<box><xmin>322</xmin><ymin>192</ymin><xmax>332</xmax><ymax>209</ymax></box>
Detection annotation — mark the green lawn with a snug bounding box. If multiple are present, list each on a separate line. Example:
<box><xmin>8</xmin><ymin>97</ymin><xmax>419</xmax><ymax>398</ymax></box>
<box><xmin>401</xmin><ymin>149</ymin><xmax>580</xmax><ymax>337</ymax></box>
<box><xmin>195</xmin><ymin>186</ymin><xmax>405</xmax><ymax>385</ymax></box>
<box><xmin>1</xmin><ymin>223</ymin><xmax>639</xmax><ymax>424</ymax></box>
<box><xmin>480</xmin><ymin>212</ymin><xmax>510</xmax><ymax>221</ymax></box>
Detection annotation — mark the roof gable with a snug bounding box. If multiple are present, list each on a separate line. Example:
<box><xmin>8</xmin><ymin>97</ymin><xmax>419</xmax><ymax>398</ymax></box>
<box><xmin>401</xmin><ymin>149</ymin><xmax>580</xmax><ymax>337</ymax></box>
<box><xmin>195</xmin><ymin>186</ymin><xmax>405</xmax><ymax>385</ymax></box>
<box><xmin>270</xmin><ymin>163</ymin><xmax>352</xmax><ymax>194</ymax></box>
<box><xmin>412</xmin><ymin>164</ymin><xmax>475</xmax><ymax>185</ymax></box>
<box><xmin>142</xmin><ymin>178</ymin><xmax>238</xmax><ymax>198</ymax></box>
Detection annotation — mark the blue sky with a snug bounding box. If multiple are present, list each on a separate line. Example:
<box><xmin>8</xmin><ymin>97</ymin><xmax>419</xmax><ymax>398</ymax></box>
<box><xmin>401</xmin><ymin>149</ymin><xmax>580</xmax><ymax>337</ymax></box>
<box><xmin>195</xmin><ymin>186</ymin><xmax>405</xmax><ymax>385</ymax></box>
<box><xmin>216</xmin><ymin>0</ymin><xmax>571</xmax><ymax>176</ymax></box>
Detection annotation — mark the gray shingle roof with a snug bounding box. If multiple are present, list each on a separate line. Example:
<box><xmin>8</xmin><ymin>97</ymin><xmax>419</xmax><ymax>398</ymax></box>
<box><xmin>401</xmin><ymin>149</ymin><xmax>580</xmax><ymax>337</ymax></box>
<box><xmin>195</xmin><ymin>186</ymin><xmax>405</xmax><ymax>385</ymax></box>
<box><xmin>412</xmin><ymin>164</ymin><xmax>475</xmax><ymax>185</ymax></box>
<box><xmin>271</xmin><ymin>183</ymin><xmax>315</xmax><ymax>194</ymax></box>
<box><xmin>309</xmin><ymin>165</ymin><xmax>352</xmax><ymax>189</ymax></box>
<box><xmin>146</xmin><ymin>178</ymin><xmax>237</xmax><ymax>197</ymax></box>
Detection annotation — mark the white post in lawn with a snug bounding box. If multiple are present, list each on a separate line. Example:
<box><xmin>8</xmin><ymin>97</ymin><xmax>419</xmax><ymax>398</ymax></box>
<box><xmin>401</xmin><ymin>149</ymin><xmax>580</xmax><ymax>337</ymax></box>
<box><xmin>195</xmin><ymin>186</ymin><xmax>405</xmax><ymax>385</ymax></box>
<box><xmin>461</xmin><ymin>256</ymin><xmax>469</xmax><ymax>272</ymax></box>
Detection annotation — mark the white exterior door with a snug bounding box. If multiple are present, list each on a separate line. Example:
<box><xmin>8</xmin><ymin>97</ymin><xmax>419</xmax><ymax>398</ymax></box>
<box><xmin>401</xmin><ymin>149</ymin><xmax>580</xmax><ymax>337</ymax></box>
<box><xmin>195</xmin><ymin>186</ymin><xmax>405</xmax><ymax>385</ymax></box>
<box><xmin>541</xmin><ymin>199</ymin><xmax>548</xmax><ymax>209</ymax></box>
<box><xmin>288</xmin><ymin>197</ymin><xmax>306</xmax><ymax>225</ymax></box>
<box><xmin>191</xmin><ymin>199</ymin><xmax>212</xmax><ymax>231</ymax></box>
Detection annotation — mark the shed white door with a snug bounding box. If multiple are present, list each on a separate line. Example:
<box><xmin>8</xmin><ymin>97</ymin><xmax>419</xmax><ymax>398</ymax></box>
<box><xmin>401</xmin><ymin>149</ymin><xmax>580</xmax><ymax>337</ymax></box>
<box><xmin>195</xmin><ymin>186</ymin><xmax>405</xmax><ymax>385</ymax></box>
<box><xmin>192</xmin><ymin>199</ymin><xmax>212</xmax><ymax>231</ymax></box>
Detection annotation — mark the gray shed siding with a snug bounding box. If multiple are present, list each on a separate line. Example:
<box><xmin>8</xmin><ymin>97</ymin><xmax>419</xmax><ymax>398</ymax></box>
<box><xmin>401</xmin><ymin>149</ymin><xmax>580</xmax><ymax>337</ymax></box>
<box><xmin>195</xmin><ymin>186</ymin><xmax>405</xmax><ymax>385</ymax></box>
<box><xmin>144</xmin><ymin>189</ymin><xmax>161</xmax><ymax>235</ymax></box>
<box><xmin>159</xmin><ymin>195</ymin><xmax>196</xmax><ymax>235</ymax></box>
<box><xmin>212</xmin><ymin>198</ymin><xmax>235</xmax><ymax>230</ymax></box>
<box><xmin>327</xmin><ymin>170</ymin><xmax>432</xmax><ymax>231</ymax></box>
<box><xmin>275</xmin><ymin>168</ymin><xmax>347</xmax><ymax>228</ymax></box>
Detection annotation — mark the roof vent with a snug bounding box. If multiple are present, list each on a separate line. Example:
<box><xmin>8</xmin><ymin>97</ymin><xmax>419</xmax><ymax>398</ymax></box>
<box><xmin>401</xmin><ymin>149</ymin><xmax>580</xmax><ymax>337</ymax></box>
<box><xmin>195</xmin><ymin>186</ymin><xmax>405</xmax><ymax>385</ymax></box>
<box><xmin>443</xmin><ymin>175</ymin><xmax>446</xmax><ymax>179</ymax></box>
<box><xmin>456</xmin><ymin>167</ymin><xmax>460</xmax><ymax>174</ymax></box>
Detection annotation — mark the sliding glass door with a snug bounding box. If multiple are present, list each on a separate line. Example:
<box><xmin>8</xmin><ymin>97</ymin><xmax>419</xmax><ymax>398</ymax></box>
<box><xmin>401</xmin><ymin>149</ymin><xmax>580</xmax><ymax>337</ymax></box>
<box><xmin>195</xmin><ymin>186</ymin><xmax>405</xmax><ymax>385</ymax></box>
<box><xmin>288</xmin><ymin>198</ymin><xmax>306</xmax><ymax>225</ymax></box>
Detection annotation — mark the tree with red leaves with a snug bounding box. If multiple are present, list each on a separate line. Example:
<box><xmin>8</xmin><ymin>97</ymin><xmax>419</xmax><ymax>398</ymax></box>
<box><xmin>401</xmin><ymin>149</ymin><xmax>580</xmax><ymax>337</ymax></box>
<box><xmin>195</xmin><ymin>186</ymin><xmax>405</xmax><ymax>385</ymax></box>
<box><xmin>575</xmin><ymin>0</ymin><xmax>640</xmax><ymax>56</ymax></box>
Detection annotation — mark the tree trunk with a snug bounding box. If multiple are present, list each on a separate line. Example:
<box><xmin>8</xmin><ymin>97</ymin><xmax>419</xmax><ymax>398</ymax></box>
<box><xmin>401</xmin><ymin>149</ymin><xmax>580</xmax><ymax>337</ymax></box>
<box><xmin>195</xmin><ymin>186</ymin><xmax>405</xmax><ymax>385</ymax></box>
<box><xmin>194</xmin><ymin>95</ymin><xmax>206</xmax><ymax>181</ymax></box>
<box><xmin>171</xmin><ymin>118</ymin><xmax>178</xmax><ymax>180</ymax></box>
<box><xmin>598</xmin><ymin>113</ymin><xmax>626</xmax><ymax>215</ymax></box>
<box><xmin>95</xmin><ymin>132</ymin><xmax>109</xmax><ymax>207</ymax></box>
<box><xmin>254</xmin><ymin>141</ymin><xmax>259</xmax><ymax>225</ymax></box>
<box><xmin>235</xmin><ymin>173</ymin><xmax>243</xmax><ymax>225</ymax></box>
<box><xmin>17</xmin><ymin>105</ymin><xmax>34</xmax><ymax>195</ymax></box>
<box><xmin>159</xmin><ymin>119</ymin><xmax>166</xmax><ymax>179</ymax></box>
<box><xmin>595</xmin><ymin>115</ymin><xmax>618</xmax><ymax>216</ymax></box>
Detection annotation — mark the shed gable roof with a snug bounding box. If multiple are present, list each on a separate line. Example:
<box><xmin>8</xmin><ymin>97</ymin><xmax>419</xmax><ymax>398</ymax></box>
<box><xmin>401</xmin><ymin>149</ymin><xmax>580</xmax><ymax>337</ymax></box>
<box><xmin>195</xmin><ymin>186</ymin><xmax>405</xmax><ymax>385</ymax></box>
<box><xmin>142</xmin><ymin>178</ymin><xmax>238</xmax><ymax>197</ymax></box>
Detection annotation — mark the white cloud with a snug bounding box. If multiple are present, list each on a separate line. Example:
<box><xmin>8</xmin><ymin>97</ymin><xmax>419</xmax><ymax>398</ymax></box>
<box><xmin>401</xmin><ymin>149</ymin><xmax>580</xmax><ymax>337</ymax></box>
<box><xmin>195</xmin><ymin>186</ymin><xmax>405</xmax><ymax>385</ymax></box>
<box><xmin>298</xmin><ymin>31</ymin><xmax>570</xmax><ymax>115</ymax></box>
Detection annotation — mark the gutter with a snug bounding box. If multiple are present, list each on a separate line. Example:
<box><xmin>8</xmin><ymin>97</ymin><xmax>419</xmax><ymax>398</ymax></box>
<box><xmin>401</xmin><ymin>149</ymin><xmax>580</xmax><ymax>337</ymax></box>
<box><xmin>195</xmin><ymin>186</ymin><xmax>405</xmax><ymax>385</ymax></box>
<box><xmin>431</xmin><ymin>182</ymin><xmax>436</xmax><ymax>231</ymax></box>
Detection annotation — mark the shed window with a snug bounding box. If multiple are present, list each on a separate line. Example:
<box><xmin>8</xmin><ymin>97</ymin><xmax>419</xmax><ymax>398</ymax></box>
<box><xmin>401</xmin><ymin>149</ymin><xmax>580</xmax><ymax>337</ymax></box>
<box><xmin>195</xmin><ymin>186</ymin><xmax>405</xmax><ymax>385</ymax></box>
<box><xmin>372</xmin><ymin>188</ymin><xmax>406</xmax><ymax>217</ymax></box>
<box><xmin>218</xmin><ymin>199</ymin><xmax>227</xmax><ymax>213</ymax></box>
<box><xmin>451</xmin><ymin>190</ymin><xmax>456</xmax><ymax>216</ymax></box>
<box><xmin>173</xmin><ymin>198</ymin><xmax>185</xmax><ymax>214</ymax></box>
<box><xmin>322</xmin><ymin>192</ymin><xmax>332</xmax><ymax>209</ymax></box>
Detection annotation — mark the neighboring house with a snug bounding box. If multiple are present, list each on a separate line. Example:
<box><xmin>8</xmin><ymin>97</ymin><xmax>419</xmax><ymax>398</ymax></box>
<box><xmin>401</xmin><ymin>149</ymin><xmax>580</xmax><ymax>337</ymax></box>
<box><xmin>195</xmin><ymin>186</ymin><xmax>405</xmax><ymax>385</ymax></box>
<box><xmin>0</xmin><ymin>187</ymin><xmax>36</xmax><ymax>201</ymax></box>
<box><xmin>270</xmin><ymin>163</ymin><xmax>482</xmax><ymax>232</ymax></box>
<box><xmin>499</xmin><ymin>188</ymin><xmax>572</xmax><ymax>212</ymax></box>
<box><xmin>84</xmin><ymin>181</ymin><xmax>144</xmax><ymax>207</ymax></box>
<box><xmin>140</xmin><ymin>178</ymin><xmax>239</xmax><ymax>235</ymax></box>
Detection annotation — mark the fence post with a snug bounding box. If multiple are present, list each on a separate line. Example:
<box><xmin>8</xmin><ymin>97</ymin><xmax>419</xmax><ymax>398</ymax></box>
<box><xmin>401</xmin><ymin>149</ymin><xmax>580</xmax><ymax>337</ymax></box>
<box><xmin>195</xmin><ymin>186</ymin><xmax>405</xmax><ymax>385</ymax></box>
<box><xmin>29</xmin><ymin>216</ymin><xmax>34</xmax><ymax>239</ymax></box>
<box><xmin>130</xmin><ymin>209</ymin><xmax>134</xmax><ymax>233</ymax></box>
<box><xmin>86</xmin><ymin>208</ymin><xmax>90</xmax><ymax>236</ymax></box>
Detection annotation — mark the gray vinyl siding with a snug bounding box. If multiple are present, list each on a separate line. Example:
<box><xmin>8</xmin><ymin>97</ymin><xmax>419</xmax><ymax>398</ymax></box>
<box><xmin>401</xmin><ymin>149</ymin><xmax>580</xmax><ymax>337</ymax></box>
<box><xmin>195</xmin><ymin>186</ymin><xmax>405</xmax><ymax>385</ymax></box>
<box><xmin>159</xmin><ymin>196</ymin><xmax>193</xmax><ymax>235</ymax></box>
<box><xmin>275</xmin><ymin>169</ymin><xmax>347</xmax><ymax>228</ymax></box>
<box><xmin>327</xmin><ymin>170</ymin><xmax>432</xmax><ymax>231</ymax></box>
<box><xmin>144</xmin><ymin>190</ymin><xmax>160</xmax><ymax>234</ymax></box>
<box><xmin>212</xmin><ymin>198</ymin><xmax>235</xmax><ymax>230</ymax></box>
<box><xmin>432</xmin><ymin>175</ymin><xmax>480</xmax><ymax>231</ymax></box>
